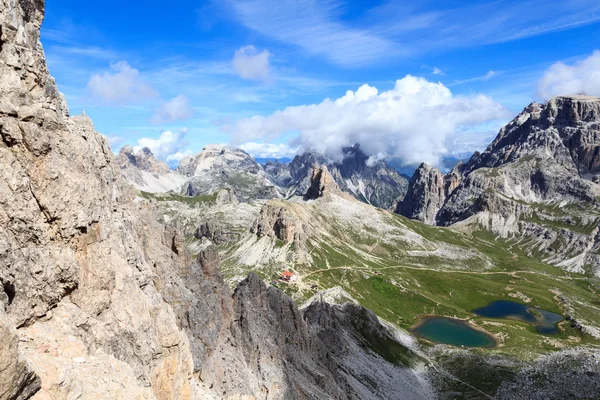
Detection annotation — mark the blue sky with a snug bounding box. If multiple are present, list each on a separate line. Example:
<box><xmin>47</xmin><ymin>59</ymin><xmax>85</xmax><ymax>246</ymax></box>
<box><xmin>42</xmin><ymin>0</ymin><xmax>600</xmax><ymax>166</ymax></box>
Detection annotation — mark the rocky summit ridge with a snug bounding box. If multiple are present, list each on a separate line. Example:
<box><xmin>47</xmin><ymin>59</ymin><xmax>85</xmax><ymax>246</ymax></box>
<box><xmin>285</xmin><ymin>145</ymin><xmax>409</xmax><ymax>209</ymax></box>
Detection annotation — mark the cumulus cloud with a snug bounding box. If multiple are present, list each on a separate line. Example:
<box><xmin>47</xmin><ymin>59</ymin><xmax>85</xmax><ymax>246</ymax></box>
<box><xmin>538</xmin><ymin>50</ymin><xmax>600</xmax><ymax>100</ymax></box>
<box><xmin>232</xmin><ymin>45</ymin><xmax>271</xmax><ymax>81</ymax></box>
<box><xmin>432</xmin><ymin>67</ymin><xmax>444</xmax><ymax>75</ymax></box>
<box><xmin>152</xmin><ymin>95</ymin><xmax>194</xmax><ymax>124</ymax></box>
<box><xmin>225</xmin><ymin>75</ymin><xmax>509</xmax><ymax>166</ymax></box>
<box><xmin>88</xmin><ymin>61</ymin><xmax>156</xmax><ymax>104</ymax></box>
<box><xmin>239</xmin><ymin>142</ymin><xmax>299</xmax><ymax>159</ymax></box>
<box><xmin>133</xmin><ymin>129</ymin><xmax>191</xmax><ymax>163</ymax></box>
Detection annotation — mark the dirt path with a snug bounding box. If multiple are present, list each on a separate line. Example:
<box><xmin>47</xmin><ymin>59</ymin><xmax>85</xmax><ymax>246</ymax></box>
<box><xmin>303</xmin><ymin>263</ymin><xmax>589</xmax><ymax>282</ymax></box>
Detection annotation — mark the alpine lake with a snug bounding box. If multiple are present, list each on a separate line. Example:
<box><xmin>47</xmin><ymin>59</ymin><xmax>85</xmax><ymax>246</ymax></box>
<box><xmin>412</xmin><ymin>300</ymin><xmax>564</xmax><ymax>347</ymax></box>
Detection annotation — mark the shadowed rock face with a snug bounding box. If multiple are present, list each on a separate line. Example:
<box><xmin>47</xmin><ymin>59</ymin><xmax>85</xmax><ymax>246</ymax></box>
<box><xmin>396</xmin><ymin>163</ymin><xmax>446</xmax><ymax>224</ymax></box>
<box><xmin>228</xmin><ymin>273</ymin><xmax>434</xmax><ymax>400</ymax></box>
<box><xmin>0</xmin><ymin>308</ymin><xmax>40</xmax><ymax>400</ymax></box>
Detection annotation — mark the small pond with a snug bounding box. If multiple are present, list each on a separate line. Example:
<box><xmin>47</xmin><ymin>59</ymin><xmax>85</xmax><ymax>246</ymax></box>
<box><xmin>473</xmin><ymin>300</ymin><xmax>563</xmax><ymax>334</ymax></box>
<box><xmin>412</xmin><ymin>317</ymin><xmax>497</xmax><ymax>347</ymax></box>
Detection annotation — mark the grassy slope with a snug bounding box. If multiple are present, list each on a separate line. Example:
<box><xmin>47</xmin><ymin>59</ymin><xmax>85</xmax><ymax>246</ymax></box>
<box><xmin>239</xmin><ymin>207</ymin><xmax>600</xmax><ymax>359</ymax></box>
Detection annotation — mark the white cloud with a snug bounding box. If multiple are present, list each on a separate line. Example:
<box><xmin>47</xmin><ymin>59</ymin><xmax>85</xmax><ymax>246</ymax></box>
<box><xmin>432</xmin><ymin>67</ymin><xmax>443</xmax><ymax>75</ymax></box>
<box><xmin>133</xmin><ymin>129</ymin><xmax>191</xmax><ymax>162</ymax></box>
<box><xmin>165</xmin><ymin>151</ymin><xmax>194</xmax><ymax>163</ymax></box>
<box><xmin>226</xmin><ymin>75</ymin><xmax>509</xmax><ymax>166</ymax></box>
<box><xmin>481</xmin><ymin>70</ymin><xmax>497</xmax><ymax>81</ymax></box>
<box><xmin>227</xmin><ymin>0</ymin><xmax>600</xmax><ymax>66</ymax></box>
<box><xmin>228</xmin><ymin>0</ymin><xmax>398</xmax><ymax>67</ymax></box>
<box><xmin>232</xmin><ymin>45</ymin><xmax>271</xmax><ymax>81</ymax></box>
<box><xmin>538</xmin><ymin>50</ymin><xmax>600</xmax><ymax>100</ymax></box>
<box><xmin>239</xmin><ymin>142</ymin><xmax>299</xmax><ymax>158</ymax></box>
<box><xmin>451</xmin><ymin>70</ymin><xmax>499</xmax><ymax>86</ymax></box>
<box><xmin>152</xmin><ymin>95</ymin><xmax>194</xmax><ymax>124</ymax></box>
<box><xmin>87</xmin><ymin>61</ymin><xmax>156</xmax><ymax>104</ymax></box>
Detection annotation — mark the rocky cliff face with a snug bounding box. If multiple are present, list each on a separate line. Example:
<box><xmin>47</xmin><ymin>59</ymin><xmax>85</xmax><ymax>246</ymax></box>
<box><xmin>396</xmin><ymin>163</ymin><xmax>447</xmax><ymax>224</ymax></box>
<box><xmin>115</xmin><ymin>145</ymin><xmax>186</xmax><ymax>193</ymax></box>
<box><xmin>304</xmin><ymin>165</ymin><xmax>342</xmax><ymax>200</ymax></box>
<box><xmin>463</xmin><ymin>96</ymin><xmax>600</xmax><ymax>175</ymax></box>
<box><xmin>397</xmin><ymin>96</ymin><xmax>600</xmax><ymax>273</ymax></box>
<box><xmin>0</xmin><ymin>1</ymin><xmax>194</xmax><ymax>397</ymax></box>
<box><xmin>226</xmin><ymin>273</ymin><xmax>434</xmax><ymax>400</ymax></box>
<box><xmin>252</xmin><ymin>204</ymin><xmax>305</xmax><ymax>244</ymax></box>
<box><xmin>441</xmin><ymin>96</ymin><xmax>600</xmax><ymax>223</ymax></box>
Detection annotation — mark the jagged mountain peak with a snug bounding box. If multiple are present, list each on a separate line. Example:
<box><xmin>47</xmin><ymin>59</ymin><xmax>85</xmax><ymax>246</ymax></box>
<box><xmin>304</xmin><ymin>165</ymin><xmax>341</xmax><ymax>200</ymax></box>
<box><xmin>396</xmin><ymin>163</ymin><xmax>446</xmax><ymax>224</ymax></box>
<box><xmin>115</xmin><ymin>145</ymin><xmax>185</xmax><ymax>193</ymax></box>
<box><xmin>286</xmin><ymin>145</ymin><xmax>409</xmax><ymax>209</ymax></box>
<box><xmin>116</xmin><ymin>145</ymin><xmax>170</xmax><ymax>175</ymax></box>
<box><xmin>464</xmin><ymin>95</ymin><xmax>600</xmax><ymax>176</ymax></box>
<box><xmin>177</xmin><ymin>143</ymin><xmax>280</xmax><ymax>201</ymax></box>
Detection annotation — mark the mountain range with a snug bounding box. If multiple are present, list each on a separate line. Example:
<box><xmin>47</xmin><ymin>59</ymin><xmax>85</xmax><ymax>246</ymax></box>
<box><xmin>117</xmin><ymin>142</ymin><xmax>410</xmax><ymax>210</ymax></box>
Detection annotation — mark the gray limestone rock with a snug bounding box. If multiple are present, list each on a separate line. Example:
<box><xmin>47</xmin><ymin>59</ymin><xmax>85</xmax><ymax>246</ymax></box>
<box><xmin>304</xmin><ymin>165</ymin><xmax>341</xmax><ymax>200</ymax></box>
<box><xmin>396</xmin><ymin>163</ymin><xmax>448</xmax><ymax>224</ymax></box>
<box><xmin>0</xmin><ymin>307</ymin><xmax>40</xmax><ymax>400</ymax></box>
<box><xmin>396</xmin><ymin>95</ymin><xmax>600</xmax><ymax>273</ymax></box>
<box><xmin>252</xmin><ymin>203</ymin><xmax>305</xmax><ymax>244</ymax></box>
<box><xmin>115</xmin><ymin>145</ymin><xmax>186</xmax><ymax>193</ymax></box>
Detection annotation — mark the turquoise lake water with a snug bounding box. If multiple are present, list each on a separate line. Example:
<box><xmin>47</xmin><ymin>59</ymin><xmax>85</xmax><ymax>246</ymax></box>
<box><xmin>412</xmin><ymin>317</ymin><xmax>497</xmax><ymax>347</ymax></box>
<box><xmin>473</xmin><ymin>300</ymin><xmax>563</xmax><ymax>334</ymax></box>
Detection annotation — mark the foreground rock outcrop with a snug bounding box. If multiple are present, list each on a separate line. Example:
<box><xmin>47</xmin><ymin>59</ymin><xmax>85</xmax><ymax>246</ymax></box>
<box><xmin>0</xmin><ymin>1</ymin><xmax>194</xmax><ymax>397</ymax></box>
<box><xmin>0</xmin><ymin>308</ymin><xmax>40</xmax><ymax>400</ymax></box>
<box><xmin>396</xmin><ymin>163</ymin><xmax>447</xmax><ymax>224</ymax></box>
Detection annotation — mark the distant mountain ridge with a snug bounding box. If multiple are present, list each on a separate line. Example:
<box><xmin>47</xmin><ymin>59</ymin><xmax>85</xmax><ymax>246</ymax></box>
<box><xmin>117</xmin><ymin>143</ymin><xmax>409</xmax><ymax>209</ymax></box>
<box><xmin>282</xmin><ymin>145</ymin><xmax>409</xmax><ymax>209</ymax></box>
